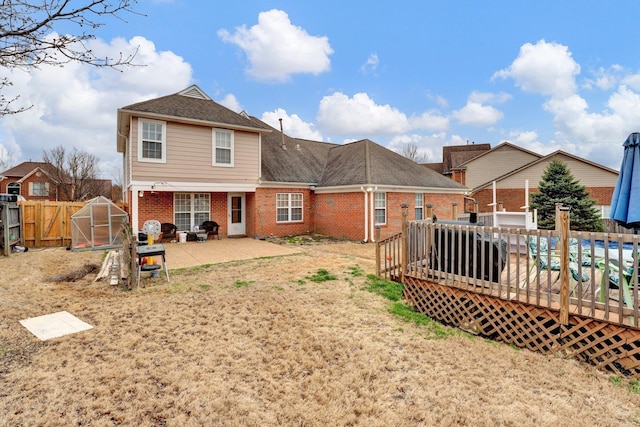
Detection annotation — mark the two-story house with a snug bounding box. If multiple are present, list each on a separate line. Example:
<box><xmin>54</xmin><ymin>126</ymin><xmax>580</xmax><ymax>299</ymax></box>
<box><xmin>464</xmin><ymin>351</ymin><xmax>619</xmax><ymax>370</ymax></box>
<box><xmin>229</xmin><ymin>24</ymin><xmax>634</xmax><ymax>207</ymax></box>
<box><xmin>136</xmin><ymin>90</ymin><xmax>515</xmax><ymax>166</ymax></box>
<box><xmin>117</xmin><ymin>85</ymin><xmax>468</xmax><ymax>241</ymax></box>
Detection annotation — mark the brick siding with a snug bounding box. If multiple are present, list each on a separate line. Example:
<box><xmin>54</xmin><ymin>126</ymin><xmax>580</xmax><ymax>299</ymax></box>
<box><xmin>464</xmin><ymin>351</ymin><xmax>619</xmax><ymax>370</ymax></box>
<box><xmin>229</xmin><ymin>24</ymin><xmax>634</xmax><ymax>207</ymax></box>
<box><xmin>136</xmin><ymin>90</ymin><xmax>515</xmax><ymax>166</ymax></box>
<box><xmin>472</xmin><ymin>187</ymin><xmax>615</xmax><ymax>213</ymax></box>
<box><xmin>135</xmin><ymin>188</ymin><xmax>465</xmax><ymax>241</ymax></box>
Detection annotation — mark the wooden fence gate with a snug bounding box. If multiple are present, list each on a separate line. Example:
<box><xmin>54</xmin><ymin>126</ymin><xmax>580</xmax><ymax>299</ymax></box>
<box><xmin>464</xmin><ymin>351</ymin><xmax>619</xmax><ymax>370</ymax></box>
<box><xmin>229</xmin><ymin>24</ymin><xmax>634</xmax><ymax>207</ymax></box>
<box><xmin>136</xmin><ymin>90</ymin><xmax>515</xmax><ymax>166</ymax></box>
<box><xmin>20</xmin><ymin>201</ymin><xmax>86</xmax><ymax>248</ymax></box>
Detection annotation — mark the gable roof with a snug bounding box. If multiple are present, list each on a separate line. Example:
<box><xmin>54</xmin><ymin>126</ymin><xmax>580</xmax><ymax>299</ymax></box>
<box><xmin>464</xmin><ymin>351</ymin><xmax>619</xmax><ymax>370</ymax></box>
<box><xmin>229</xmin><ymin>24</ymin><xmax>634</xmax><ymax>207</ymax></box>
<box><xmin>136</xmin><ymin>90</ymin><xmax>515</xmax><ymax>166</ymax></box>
<box><xmin>472</xmin><ymin>150</ymin><xmax>619</xmax><ymax>192</ymax></box>
<box><xmin>320</xmin><ymin>140</ymin><xmax>466</xmax><ymax>189</ymax></box>
<box><xmin>441</xmin><ymin>143</ymin><xmax>491</xmax><ymax>174</ymax></box>
<box><xmin>455</xmin><ymin>141</ymin><xmax>542</xmax><ymax>170</ymax></box>
<box><xmin>255</xmin><ymin>118</ymin><xmax>336</xmax><ymax>184</ymax></box>
<box><xmin>117</xmin><ymin>85</ymin><xmax>270</xmax><ymax>152</ymax></box>
<box><xmin>0</xmin><ymin>161</ymin><xmax>50</xmax><ymax>179</ymax></box>
<box><xmin>255</xmin><ymin>117</ymin><xmax>466</xmax><ymax>191</ymax></box>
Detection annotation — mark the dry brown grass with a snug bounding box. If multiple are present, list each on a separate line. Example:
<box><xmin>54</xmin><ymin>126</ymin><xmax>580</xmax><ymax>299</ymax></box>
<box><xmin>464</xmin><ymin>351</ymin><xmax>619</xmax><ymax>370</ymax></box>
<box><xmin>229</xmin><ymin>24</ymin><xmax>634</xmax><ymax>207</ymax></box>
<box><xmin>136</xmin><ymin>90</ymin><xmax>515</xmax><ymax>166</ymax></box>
<box><xmin>1</xmin><ymin>241</ymin><xmax>640</xmax><ymax>426</ymax></box>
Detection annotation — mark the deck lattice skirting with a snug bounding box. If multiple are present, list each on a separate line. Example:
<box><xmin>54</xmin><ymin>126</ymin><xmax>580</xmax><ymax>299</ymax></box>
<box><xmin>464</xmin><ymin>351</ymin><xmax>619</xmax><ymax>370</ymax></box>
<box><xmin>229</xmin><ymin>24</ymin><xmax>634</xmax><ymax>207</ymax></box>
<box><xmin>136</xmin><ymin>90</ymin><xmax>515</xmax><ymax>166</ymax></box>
<box><xmin>378</xmin><ymin>205</ymin><xmax>640</xmax><ymax>378</ymax></box>
<box><xmin>403</xmin><ymin>276</ymin><xmax>640</xmax><ymax>377</ymax></box>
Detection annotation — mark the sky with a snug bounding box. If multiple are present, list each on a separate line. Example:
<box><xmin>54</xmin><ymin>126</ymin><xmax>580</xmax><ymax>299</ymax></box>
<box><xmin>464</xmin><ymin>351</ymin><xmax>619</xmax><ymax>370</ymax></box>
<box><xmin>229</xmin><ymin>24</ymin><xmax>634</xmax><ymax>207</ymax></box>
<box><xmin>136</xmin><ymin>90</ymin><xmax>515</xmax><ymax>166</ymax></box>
<box><xmin>2</xmin><ymin>0</ymin><xmax>640</xmax><ymax>179</ymax></box>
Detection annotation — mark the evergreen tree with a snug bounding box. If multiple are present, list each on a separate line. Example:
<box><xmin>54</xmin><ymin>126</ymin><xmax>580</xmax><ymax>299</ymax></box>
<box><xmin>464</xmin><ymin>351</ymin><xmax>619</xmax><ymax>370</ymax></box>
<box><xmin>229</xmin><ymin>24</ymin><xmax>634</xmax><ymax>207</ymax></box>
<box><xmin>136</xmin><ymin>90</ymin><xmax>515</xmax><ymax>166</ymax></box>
<box><xmin>530</xmin><ymin>159</ymin><xmax>603</xmax><ymax>231</ymax></box>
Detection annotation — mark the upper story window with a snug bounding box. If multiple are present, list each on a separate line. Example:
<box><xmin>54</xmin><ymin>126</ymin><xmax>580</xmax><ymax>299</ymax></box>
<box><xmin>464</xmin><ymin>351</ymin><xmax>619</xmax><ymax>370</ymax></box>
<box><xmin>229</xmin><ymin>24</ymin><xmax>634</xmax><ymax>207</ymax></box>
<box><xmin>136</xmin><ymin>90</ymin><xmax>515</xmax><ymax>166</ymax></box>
<box><xmin>276</xmin><ymin>193</ymin><xmax>303</xmax><ymax>222</ymax></box>
<box><xmin>31</xmin><ymin>182</ymin><xmax>49</xmax><ymax>196</ymax></box>
<box><xmin>374</xmin><ymin>192</ymin><xmax>386</xmax><ymax>225</ymax></box>
<box><xmin>138</xmin><ymin>119</ymin><xmax>166</xmax><ymax>163</ymax></box>
<box><xmin>415</xmin><ymin>193</ymin><xmax>424</xmax><ymax>220</ymax></box>
<box><xmin>213</xmin><ymin>129</ymin><xmax>234</xmax><ymax>167</ymax></box>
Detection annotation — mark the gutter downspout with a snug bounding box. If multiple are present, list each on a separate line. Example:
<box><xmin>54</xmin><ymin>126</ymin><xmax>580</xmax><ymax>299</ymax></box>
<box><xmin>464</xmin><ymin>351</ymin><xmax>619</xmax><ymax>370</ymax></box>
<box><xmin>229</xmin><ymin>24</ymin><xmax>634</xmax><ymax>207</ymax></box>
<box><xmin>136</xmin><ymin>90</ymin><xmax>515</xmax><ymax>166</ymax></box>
<box><xmin>369</xmin><ymin>187</ymin><xmax>377</xmax><ymax>243</ymax></box>
<box><xmin>361</xmin><ymin>186</ymin><xmax>368</xmax><ymax>243</ymax></box>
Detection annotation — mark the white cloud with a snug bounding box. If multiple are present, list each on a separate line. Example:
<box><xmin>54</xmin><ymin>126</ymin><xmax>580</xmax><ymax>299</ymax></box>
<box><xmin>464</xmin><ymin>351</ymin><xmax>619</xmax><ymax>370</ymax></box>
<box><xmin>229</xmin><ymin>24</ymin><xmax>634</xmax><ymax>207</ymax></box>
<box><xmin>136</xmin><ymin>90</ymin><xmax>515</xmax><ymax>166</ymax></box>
<box><xmin>316</xmin><ymin>92</ymin><xmax>449</xmax><ymax>136</ymax></box>
<box><xmin>0</xmin><ymin>35</ymin><xmax>193</xmax><ymax>177</ymax></box>
<box><xmin>360</xmin><ymin>53</ymin><xmax>379</xmax><ymax>75</ymax></box>
<box><xmin>218</xmin><ymin>94</ymin><xmax>242</xmax><ymax>112</ymax></box>
<box><xmin>452</xmin><ymin>101</ymin><xmax>504</xmax><ymax>126</ymax></box>
<box><xmin>493</xmin><ymin>40</ymin><xmax>580</xmax><ymax>98</ymax></box>
<box><xmin>218</xmin><ymin>9</ymin><xmax>333</xmax><ymax>82</ymax></box>
<box><xmin>496</xmin><ymin>40</ymin><xmax>640</xmax><ymax>169</ymax></box>
<box><xmin>261</xmin><ymin>108</ymin><xmax>323</xmax><ymax>141</ymax></box>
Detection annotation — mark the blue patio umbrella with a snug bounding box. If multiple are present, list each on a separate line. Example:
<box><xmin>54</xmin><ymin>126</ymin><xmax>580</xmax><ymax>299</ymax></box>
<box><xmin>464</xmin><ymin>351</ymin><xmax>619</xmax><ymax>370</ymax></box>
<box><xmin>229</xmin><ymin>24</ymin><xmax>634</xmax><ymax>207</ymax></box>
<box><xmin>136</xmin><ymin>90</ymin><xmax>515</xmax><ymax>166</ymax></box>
<box><xmin>610</xmin><ymin>132</ymin><xmax>640</xmax><ymax>232</ymax></box>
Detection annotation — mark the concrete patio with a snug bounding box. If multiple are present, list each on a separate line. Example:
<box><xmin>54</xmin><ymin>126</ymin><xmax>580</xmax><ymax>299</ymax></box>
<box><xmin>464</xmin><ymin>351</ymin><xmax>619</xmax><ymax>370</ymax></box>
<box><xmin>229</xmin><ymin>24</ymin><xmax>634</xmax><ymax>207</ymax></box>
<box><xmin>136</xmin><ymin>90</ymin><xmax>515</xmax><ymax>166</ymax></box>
<box><xmin>160</xmin><ymin>237</ymin><xmax>302</xmax><ymax>269</ymax></box>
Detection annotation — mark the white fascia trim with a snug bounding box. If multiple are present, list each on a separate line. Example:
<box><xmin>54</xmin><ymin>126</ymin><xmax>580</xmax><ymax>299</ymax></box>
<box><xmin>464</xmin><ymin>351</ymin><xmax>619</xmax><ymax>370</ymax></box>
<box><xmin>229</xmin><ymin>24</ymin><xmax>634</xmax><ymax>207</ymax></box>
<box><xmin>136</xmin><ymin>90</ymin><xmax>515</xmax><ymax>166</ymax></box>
<box><xmin>131</xmin><ymin>181</ymin><xmax>257</xmax><ymax>193</ymax></box>
<box><xmin>314</xmin><ymin>185</ymin><xmax>468</xmax><ymax>194</ymax></box>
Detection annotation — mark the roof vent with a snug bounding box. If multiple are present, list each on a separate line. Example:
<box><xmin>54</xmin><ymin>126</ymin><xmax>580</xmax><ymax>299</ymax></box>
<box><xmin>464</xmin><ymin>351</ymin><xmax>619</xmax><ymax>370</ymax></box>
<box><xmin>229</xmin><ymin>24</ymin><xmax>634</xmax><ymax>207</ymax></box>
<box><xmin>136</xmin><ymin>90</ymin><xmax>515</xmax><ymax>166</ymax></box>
<box><xmin>178</xmin><ymin>85</ymin><xmax>211</xmax><ymax>100</ymax></box>
<box><xmin>279</xmin><ymin>118</ymin><xmax>287</xmax><ymax>150</ymax></box>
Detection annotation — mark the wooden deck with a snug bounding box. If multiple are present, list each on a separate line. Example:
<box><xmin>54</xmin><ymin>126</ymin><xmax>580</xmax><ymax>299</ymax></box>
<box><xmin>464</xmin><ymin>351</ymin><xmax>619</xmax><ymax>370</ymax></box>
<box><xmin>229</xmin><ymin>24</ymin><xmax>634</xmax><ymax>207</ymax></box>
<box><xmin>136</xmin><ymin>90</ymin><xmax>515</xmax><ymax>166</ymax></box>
<box><xmin>377</xmin><ymin>214</ymin><xmax>640</xmax><ymax>378</ymax></box>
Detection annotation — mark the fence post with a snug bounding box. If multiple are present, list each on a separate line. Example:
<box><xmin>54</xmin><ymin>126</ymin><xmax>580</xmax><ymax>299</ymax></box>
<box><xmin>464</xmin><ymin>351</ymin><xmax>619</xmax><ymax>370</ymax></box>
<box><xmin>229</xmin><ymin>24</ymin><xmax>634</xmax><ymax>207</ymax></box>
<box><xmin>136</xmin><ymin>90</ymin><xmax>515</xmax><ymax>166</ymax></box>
<box><xmin>451</xmin><ymin>202</ymin><xmax>458</xmax><ymax>220</ymax></box>
<box><xmin>558</xmin><ymin>207</ymin><xmax>571</xmax><ymax>325</ymax></box>
<box><xmin>401</xmin><ymin>204</ymin><xmax>409</xmax><ymax>284</ymax></box>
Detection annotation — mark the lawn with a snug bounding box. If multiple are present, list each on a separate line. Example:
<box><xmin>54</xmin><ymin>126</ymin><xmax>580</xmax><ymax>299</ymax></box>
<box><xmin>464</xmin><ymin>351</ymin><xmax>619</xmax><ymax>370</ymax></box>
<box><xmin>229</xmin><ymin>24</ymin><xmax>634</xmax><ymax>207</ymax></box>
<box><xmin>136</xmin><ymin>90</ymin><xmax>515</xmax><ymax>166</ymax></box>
<box><xmin>1</xmin><ymin>241</ymin><xmax>639</xmax><ymax>426</ymax></box>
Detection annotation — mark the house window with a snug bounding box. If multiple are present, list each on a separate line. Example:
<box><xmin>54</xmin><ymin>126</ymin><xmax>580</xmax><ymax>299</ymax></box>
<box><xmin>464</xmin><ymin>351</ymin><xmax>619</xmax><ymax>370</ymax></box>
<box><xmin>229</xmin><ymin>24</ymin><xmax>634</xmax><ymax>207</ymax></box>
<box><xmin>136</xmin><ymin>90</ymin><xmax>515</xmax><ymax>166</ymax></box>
<box><xmin>213</xmin><ymin>129</ymin><xmax>234</xmax><ymax>166</ymax></box>
<box><xmin>138</xmin><ymin>119</ymin><xmax>166</xmax><ymax>163</ymax></box>
<box><xmin>415</xmin><ymin>193</ymin><xmax>424</xmax><ymax>220</ymax></box>
<box><xmin>7</xmin><ymin>182</ymin><xmax>20</xmax><ymax>195</ymax></box>
<box><xmin>374</xmin><ymin>192</ymin><xmax>386</xmax><ymax>225</ymax></box>
<box><xmin>31</xmin><ymin>182</ymin><xmax>49</xmax><ymax>196</ymax></box>
<box><xmin>276</xmin><ymin>193</ymin><xmax>303</xmax><ymax>222</ymax></box>
<box><xmin>174</xmin><ymin>193</ymin><xmax>210</xmax><ymax>231</ymax></box>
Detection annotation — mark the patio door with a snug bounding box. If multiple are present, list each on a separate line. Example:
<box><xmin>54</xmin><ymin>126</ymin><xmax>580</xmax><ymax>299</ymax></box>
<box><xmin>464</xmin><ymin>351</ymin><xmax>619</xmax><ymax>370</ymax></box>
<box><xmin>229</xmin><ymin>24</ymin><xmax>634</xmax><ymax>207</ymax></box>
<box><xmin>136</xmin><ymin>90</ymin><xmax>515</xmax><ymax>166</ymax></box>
<box><xmin>228</xmin><ymin>193</ymin><xmax>245</xmax><ymax>236</ymax></box>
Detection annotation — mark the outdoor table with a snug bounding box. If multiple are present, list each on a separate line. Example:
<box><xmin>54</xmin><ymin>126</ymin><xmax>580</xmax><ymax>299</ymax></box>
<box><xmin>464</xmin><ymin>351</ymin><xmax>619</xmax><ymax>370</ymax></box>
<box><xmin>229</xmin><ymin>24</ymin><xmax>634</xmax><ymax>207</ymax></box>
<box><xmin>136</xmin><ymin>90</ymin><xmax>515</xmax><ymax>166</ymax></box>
<box><xmin>186</xmin><ymin>231</ymin><xmax>208</xmax><ymax>242</ymax></box>
<box><xmin>135</xmin><ymin>243</ymin><xmax>170</xmax><ymax>288</ymax></box>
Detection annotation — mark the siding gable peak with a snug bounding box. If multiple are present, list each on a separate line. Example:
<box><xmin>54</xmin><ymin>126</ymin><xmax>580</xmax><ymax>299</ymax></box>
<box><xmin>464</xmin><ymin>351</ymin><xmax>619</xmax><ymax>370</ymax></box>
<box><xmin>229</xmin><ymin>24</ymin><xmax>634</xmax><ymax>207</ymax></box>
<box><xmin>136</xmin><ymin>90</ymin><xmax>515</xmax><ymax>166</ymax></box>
<box><xmin>178</xmin><ymin>85</ymin><xmax>211</xmax><ymax>100</ymax></box>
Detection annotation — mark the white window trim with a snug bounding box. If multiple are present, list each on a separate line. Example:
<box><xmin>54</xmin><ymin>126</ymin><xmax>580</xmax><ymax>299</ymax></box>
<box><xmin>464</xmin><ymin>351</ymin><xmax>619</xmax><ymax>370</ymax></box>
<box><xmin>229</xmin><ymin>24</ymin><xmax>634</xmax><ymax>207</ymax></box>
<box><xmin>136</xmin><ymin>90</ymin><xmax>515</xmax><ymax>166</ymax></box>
<box><xmin>212</xmin><ymin>128</ymin><xmax>234</xmax><ymax>167</ymax></box>
<box><xmin>173</xmin><ymin>193</ymin><xmax>210</xmax><ymax>231</ymax></box>
<box><xmin>30</xmin><ymin>182</ymin><xmax>49</xmax><ymax>197</ymax></box>
<box><xmin>276</xmin><ymin>192</ymin><xmax>304</xmax><ymax>223</ymax></box>
<box><xmin>415</xmin><ymin>193</ymin><xmax>424</xmax><ymax>220</ymax></box>
<box><xmin>137</xmin><ymin>118</ymin><xmax>167</xmax><ymax>164</ymax></box>
<box><xmin>374</xmin><ymin>192</ymin><xmax>386</xmax><ymax>225</ymax></box>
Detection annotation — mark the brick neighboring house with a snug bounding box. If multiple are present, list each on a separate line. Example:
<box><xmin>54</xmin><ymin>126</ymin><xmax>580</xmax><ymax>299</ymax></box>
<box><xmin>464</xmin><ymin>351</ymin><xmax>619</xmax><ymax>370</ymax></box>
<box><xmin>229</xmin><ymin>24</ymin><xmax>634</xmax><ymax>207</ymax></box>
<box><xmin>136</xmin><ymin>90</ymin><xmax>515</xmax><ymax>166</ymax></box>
<box><xmin>429</xmin><ymin>142</ymin><xmax>619</xmax><ymax>216</ymax></box>
<box><xmin>0</xmin><ymin>161</ymin><xmax>113</xmax><ymax>201</ymax></box>
<box><xmin>0</xmin><ymin>162</ymin><xmax>58</xmax><ymax>200</ymax></box>
<box><xmin>117</xmin><ymin>85</ymin><xmax>468</xmax><ymax>241</ymax></box>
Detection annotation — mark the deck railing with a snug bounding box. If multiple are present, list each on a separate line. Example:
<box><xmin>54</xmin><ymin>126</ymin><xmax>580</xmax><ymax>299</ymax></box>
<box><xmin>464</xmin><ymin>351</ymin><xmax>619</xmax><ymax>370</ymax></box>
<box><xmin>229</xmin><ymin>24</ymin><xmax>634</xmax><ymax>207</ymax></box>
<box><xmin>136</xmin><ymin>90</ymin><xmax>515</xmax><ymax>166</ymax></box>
<box><xmin>377</xmin><ymin>208</ymin><xmax>640</xmax><ymax>329</ymax></box>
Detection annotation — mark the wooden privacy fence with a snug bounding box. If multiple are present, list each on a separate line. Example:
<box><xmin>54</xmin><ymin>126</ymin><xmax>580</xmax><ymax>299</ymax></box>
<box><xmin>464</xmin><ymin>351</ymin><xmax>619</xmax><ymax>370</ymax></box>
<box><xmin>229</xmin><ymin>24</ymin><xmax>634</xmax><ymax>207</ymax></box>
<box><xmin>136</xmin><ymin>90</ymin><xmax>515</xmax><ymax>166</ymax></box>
<box><xmin>18</xmin><ymin>201</ymin><xmax>128</xmax><ymax>248</ymax></box>
<box><xmin>20</xmin><ymin>201</ymin><xmax>85</xmax><ymax>247</ymax></box>
<box><xmin>378</xmin><ymin>205</ymin><xmax>640</xmax><ymax>378</ymax></box>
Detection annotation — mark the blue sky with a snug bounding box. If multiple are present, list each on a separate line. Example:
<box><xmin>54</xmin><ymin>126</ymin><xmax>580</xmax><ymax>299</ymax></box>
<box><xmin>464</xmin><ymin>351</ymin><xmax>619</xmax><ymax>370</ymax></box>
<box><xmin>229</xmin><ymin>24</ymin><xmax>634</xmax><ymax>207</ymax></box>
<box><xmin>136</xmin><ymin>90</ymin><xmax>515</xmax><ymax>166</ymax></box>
<box><xmin>2</xmin><ymin>0</ymin><xmax>640</xmax><ymax>179</ymax></box>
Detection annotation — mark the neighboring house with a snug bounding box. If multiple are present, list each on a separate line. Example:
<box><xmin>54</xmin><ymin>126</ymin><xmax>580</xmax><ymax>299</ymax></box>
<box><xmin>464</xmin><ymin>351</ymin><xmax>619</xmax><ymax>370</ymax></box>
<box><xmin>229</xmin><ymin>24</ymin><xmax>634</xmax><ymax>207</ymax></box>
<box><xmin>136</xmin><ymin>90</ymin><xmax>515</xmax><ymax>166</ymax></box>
<box><xmin>117</xmin><ymin>85</ymin><xmax>468</xmax><ymax>241</ymax></box>
<box><xmin>0</xmin><ymin>161</ymin><xmax>113</xmax><ymax>201</ymax></box>
<box><xmin>436</xmin><ymin>143</ymin><xmax>618</xmax><ymax>216</ymax></box>
<box><xmin>0</xmin><ymin>162</ymin><xmax>58</xmax><ymax>200</ymax></box>
<box><xmin>423</xmin><ymin>142</ymin><xmax>491</xmax><ymax>182</ymax></box>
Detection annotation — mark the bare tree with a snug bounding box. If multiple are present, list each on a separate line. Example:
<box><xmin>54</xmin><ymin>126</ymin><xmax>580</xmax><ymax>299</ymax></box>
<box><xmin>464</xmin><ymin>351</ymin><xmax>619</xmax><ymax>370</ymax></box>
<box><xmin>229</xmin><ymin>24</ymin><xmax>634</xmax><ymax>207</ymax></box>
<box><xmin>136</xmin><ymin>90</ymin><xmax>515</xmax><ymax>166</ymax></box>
<box><xmin>0</xmin><ymin>0</ymin><xmax>140</xmax><ymax>115</ymax></box>
<box><xmin>0</xmin><ymin>147</ymin><xmax>19</xmax><ymax>172</ymax></box>
<box><xmin>110</xmin><ymin>166</ymin><xmax>123</xmax><ymax>202</ymax></box>
<box><xmin>400</xmin><ymin>142</ymin><xmax>428</xmax><ymax>163</ymax></box>
<box><xmin>42</xmin><ymin>145</ymin><xmax>104</xmax><ymax>201</ymax></box>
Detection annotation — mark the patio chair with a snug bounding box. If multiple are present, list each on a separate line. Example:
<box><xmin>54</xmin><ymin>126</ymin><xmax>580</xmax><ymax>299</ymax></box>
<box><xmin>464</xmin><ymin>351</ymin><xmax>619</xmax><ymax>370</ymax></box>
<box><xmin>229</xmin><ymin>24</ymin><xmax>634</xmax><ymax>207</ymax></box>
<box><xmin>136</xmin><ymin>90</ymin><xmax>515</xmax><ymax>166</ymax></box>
<box><xmin>523</xmin><ymin>235</ymin><xmax>589</xmax><ymax>293</ymax></box>
<box><xmin>200</xmin><ymin>221</ymin><xmax>220</xmax><ymax>240</ymax></box>
<box><xmin>597</xmin><ymin>258</ymin><xmax>636</xmax><ymax>308</ymax></box>
<box><xmin>160</xmin><ymin>222</ymin><xmax>177</xmax><ymax>242</ymax></box>
<box><xmin>140</xmin><ymin>220</ymin><xmax>162</xmax><ymax>244</ymax></box>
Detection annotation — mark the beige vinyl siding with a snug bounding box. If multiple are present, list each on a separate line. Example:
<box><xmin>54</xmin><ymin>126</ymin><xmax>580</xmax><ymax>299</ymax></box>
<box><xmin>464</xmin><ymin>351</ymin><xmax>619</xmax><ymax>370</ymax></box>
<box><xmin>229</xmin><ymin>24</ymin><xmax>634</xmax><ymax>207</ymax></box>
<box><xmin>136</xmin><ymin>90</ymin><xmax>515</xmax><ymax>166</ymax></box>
<box><xmin>498</xmin><ymin>154</ymin><xmax>618</xmax><ymax>189</ymax></box>
<box><xmin>130</xmin><ymin>118</ymin><xmax>260</xmax><ymax>183</ymax></box>
<box><xmin>465</xmin><ymin>146</ymin><xmax>540</xmax><ymax>190</ymax></box>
